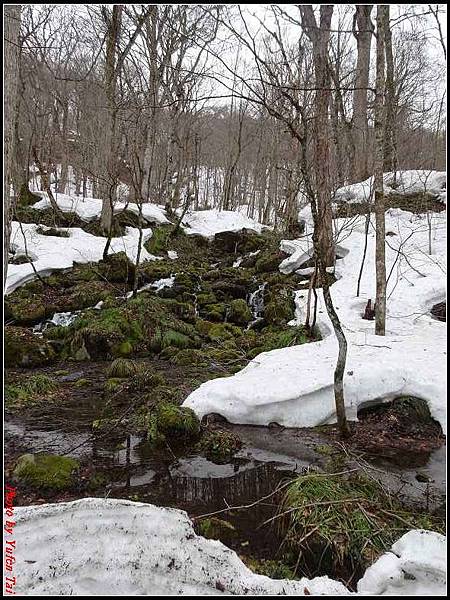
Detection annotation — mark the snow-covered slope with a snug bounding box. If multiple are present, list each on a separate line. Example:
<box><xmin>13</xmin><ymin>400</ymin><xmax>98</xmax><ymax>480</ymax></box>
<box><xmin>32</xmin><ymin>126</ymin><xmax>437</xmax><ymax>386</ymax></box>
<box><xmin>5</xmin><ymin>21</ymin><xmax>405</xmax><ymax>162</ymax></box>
<box><xmin>180</xmin><ymin>209</ymin><xmax>270</xmax><ymax>238</ymax></box>
<box><xmin>184</xmin><ymin>208</ymin><xmax>446</xmax><ymax>431</ymax></box>
<box><xmin>11</xmin><ymin>498</ymin><xmax>445</xmax><ymax>596</ymax></box>
<box><xmin>334</xmin><ymin>170</ymin><xmax>446</xmax><ymax>204</ymax></box>
<box><xmin>32</xmin><ymin>192</ymin><xmax>169</xmax><ymax>224</ymax></box>
<box><xmin>6</xmin><ymin>222</ymin><xmax>160</xmax><ymax>294</ymax></box>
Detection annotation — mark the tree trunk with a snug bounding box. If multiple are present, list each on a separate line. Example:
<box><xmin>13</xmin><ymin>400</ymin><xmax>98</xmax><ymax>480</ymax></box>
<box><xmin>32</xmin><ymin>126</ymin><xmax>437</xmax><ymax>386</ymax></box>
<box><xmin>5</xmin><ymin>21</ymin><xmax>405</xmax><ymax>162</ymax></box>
<box><xmin>4</xmin><ymin>5</ymin><xmax>21</xmax><ymax>288</ymax></box>
<box><xmin>374</xmin><ymin>6</ymin><xmax>387</xmax><ymax>335</ymax></box>
<box><xmin>383</xmin><ymin>8</ymin><xmax>396</xmax><ymax>175</ymax></box>
<box><xmin>300</xmin><ymin>5</ymin><xmax>335</xmax><ymax>267</ymax></box>
<box><xmin>352</xmin><ymin>5</ymin><xmax>374</xmax><ymax>181</ymax></box>
<box><xmin>100</xmin><ymin>5</ymin><xmax>122</xmax><ymax>232</ymax></box>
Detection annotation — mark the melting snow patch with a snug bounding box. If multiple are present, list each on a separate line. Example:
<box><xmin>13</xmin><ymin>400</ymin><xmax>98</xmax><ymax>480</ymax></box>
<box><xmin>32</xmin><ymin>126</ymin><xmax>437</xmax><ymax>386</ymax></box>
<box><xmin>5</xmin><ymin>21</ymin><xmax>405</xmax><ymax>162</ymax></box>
<box><xmin>184</xmin><ymin>208</ymin><xmax>446</xmax><ymax>432</ymax></box>
<box><xmin>13</xmin><ymin>498</ymin><xmax>349</xmax><ymax>596</ymax></box>
<box><xmin>180</xmin><ymin>209</ymin><xmax>270</xmax><ymax>238</ymax></box>
<box><xmin>6</xmin><ymin>222</ymin><xmax>160</xmax><ymax>294</ymax></box>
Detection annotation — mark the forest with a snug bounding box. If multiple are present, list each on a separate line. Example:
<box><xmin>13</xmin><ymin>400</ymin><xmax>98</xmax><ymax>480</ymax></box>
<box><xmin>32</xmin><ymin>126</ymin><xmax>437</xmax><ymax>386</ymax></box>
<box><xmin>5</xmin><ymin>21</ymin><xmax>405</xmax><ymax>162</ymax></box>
<box><xmin>3</xmin><ymin>4</ymin><xmax>447</xmax><ymax>596</ymax></box>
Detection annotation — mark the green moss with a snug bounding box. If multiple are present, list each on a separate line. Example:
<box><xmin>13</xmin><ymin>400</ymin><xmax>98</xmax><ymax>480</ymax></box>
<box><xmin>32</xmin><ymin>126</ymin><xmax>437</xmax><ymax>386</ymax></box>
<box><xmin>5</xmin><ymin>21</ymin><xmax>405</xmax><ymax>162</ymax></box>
<box><xmin>228</xmin><ymin>299</ymin><xmax>252</xmax><ymax>325</ymax></box>
<box><xmin>5</xmin><ymin>374</ymin><xmax>57</xmax><ymax>409</ymax></box>
<box><xmin>144</xmin><ymin>225</ymin><xmax>173</xmax><ymax>255</ymax></box>
<box><xmin>13</xmin><ymin>453</ymin><xmax>79</xmax><ymax>491</ymax></box>
<box><xmin>104</xmin><ymin>378</ymin><xmax>125</xmax><ymax>394</ymax></box>
<box><xmin>107</xmin><ymin>358</ymin><xmax>138</xmax><ymax>378</ymax></box>
<box><xmin>128</xmin><ymin>369</ymin><xmax>165</xmax><ymax>392</ymax></box>
<box><xmin>197</xmin><ymin>429</ymin><xmax>242</xmax><ymax>462</ymax></box>
<box><xmin>208</xmin><ymin>323</ymin><xmax>242</xmax><ymax>341</ymax></box>
<box><xmin>5</xmin><ymin>326</ymin><xmax>56</xmax><ymax>368</ymax></box>
<box><xmin>74</xmin><ymin>378</ymin><xmax>89</xmax><ymax>388</ymax></box>
<box><xmin>195</xmin><ymin>320</ymin><xmax>215</xmax><ymax>335</ymax></box>
<box><xmin>255</xmin><ymin>250</ymin><xmax>282</xmax><ymax>273</ymax></box>
<box><xmin>263</xmin><ymin>291</ymin><xmax>295</xmax><ymax>325</ymax></box>
<box><xmin>97</xmin><ymin>251</ymin><xmax>135</xmax><ymax>283</ymax></box>
<box><xmin>148</xmin><ymin>401</ymin><xmax>200</xmax><ymax>445</ymax></box>
<box><xmin>171</xmin><ymin>348</ymin><xmax>208</xmax><ymax>366</ymax></box>
<box><xmin>197</xmin><ymin>517</ymin><xmax>238</xmax><ymax>545</ymax></box>
<box><xmin>242</xmin><ymin>558</ymin><xmax>295</xmax><ymax>580</ymax></box>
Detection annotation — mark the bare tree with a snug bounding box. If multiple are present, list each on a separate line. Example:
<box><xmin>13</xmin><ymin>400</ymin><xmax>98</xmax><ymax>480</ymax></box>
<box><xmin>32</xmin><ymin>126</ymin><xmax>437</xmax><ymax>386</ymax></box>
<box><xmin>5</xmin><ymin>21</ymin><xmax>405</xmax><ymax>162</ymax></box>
<box><xmin>4</xmin><ymin>5</ymin><xmax>21</xmax><ymax>288</ymax></box>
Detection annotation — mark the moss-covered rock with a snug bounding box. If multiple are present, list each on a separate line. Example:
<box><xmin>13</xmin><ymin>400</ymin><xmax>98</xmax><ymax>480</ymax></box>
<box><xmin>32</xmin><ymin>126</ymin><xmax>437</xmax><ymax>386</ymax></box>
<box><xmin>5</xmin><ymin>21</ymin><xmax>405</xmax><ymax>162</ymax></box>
<box><xmin>208</xmin><ymin>323</ymin><xmax>242</xmax><ymax>341</ymax></box>
<box><xmin>97</xmin><ymin>251</ymin><xmax>136</xmax><ymax>283</ymax></box>
<box><xmin>148</xmin><ymin>401</ymin><xmax>201</xmax><ymax>445</ymax></box>
<box><xmin>13</xmin><ymin>453</ymin><xmax>79</xmax><ymax>491</ymax></box>
<box><xmin>201</xmin><ymin>302</ymin><xmax>227</xmax><ymax>322</ymax></box>
<box><xmin>5</xmin><ymin>326</ymin><xmax>56</xmax><ymax>368</ymax></box>
<box><xmin>255</xmin><ymin>250</ymin><xmax>284</xmax><ymax>273</ymax></box>
<box><xmin>228</xmin><ymin>299</ymin><xmax>252</xmax><ymax>325</ymax></box>
<box><xmin>263</xmin><ymin>290</ymin><xmax>295</xmax><ymax>325</ymax></box>
<box><xmin>171</xmin><ymin>348</ymin><xmax>209</xmax><ymax>366</ymax></box>
<box><xmin>197</xmin><ymin>429</ymin><xmax>242</xmax><ymax>462</ymax></box>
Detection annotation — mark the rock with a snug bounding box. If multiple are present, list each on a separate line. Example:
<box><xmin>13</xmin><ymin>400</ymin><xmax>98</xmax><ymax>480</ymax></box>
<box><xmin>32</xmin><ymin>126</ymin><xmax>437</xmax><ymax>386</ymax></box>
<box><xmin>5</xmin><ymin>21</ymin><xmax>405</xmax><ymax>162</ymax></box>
<box><xmin>148</xmin><ymin>401</ymin><xmax>201</xmax><ymax>445</ymax></box>
<box><xmin>5</xmin><ymin>326</ymin><xmax>56</xmax><ymax>368</ymax></box>
<box><xmin>228</xmin><ymin>299</ymin><xmax>252</xmax><ymax>325</ymax></box>
<box><xmin>13</xmin><ymin>453</ymin><xmax>79</xmax><ymax>491</ymax></box>
<box><xmin>97</xmin><ymin>251</ymin><xmax>136</xmax><ymax>283</ymax></box>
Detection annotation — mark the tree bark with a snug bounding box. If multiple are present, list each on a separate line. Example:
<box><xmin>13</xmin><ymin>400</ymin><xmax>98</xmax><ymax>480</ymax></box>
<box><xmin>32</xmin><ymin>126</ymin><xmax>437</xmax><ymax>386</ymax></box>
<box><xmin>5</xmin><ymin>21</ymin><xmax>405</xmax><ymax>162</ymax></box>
<box><xmin>100</xmin><ymin>5</ymin><xmax>123</xmax><ymax>232</ymax></box>
<box><xmin>383</xmin><ymin>8</ymin><xmax>396</xmax><ymax>175</ymax></box>
<box><xmin>300</xmin><ymin>5</ymin><xmax>334</xmax><ymax>267</ymax></box>
<box><xmin>4</xmin><ymin>5</ymin><xmax>21</xmax><ymax>288</ymax></box>
<box><xmin>374</xmin><ymin>6</ymin><xmax>387</xmax><ymax>336</ymax></box>
<box><xmin>352</xmin><ymin>5</ymin><xmax>374</xmax><ymax>182</ymax></box>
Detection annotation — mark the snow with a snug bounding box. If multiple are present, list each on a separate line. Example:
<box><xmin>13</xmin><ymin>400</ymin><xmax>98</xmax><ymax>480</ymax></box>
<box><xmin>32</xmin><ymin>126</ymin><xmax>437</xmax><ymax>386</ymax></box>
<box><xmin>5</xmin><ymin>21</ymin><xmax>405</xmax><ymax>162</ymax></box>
<box><xmin>12</xmin><ymin>498</ymin><xmax>349</xmax><ymax>596</ymax></box>
<box><xmin>184</xmin><ymin>208</ymin><xmax>446</xmax><ymax>432</ymax></box>
<box><xmin>357</xmin><ymin>529</ymin><xmax>447</xmax><ymax>595</ymax></box>
<box><xmin>11</xmin><ymin>498</ymin><xmax>445</xmax><ymax>596</ymax></box>
<box><xmin>334</xmin><ymin>170</ymin><xmax>446</xmax><ymax>204</ymax></box>
<box><xmin>5</xmin><ymin>222</ymin><xmax>160</xmax><ymax>295</ymax></box>
<box><xmin>167</xmin><ymin>250</ymin><xmax>178</xmax><ymax>260</ymax></box>
<box><xmin>32</xmin><ymin>192</ymin><xmax>169</xmax><ymax>224</ymax></box>
<box><xmin>180</xmin><ymin>209</ymin><xmax>270</xmax><ymax>239</ymax></box>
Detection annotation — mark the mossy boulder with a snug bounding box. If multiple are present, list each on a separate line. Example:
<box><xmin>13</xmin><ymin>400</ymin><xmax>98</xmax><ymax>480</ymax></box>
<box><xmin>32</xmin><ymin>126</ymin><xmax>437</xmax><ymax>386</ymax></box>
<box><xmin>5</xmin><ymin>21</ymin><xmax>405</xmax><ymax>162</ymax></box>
<box><xmin>197</xmin><ymin>429</ymin><xmax>242</xmax><ymax>462</ymax></box>
<box><xmin>148</xmin><ymin>401</ymin><xmax>201</xmax><ymax>445</ymax></box>
<box><xmin>228</xmin><ymin>299</ymin><xmax>252</xmax><ymax>325</ymax></box>
<box><xmin>211</xmin><ymin>281</ymin><xmax>247</xmax><ymax>300</ymax></box>
<box><xmin>13</xmin><ymin>453</ymin><xmax>79</xmax><ymax>491</ymax></box>
<box><xmin>263</xmin><ymin>290</ymin><xmax>295</xmax><ymax>325</ymax></box>
<box><xmin>97</xmin><ymin>251</ymin><xmax>135</xmax><ymax>283</ymax></box>
<box><xmin>255</xmin><ymin>250</ymin><xmax>284</xmax><ymax>273</ymax></box>
<box><xmin>208</xmin><ymin>323</ymin><xmax>242</xmax><ymax>341</ymax></box>
<box><xmin>201</xmin><ymin>302</ymin><xmax>227</xmax><ymax>322</ymax></box>
<box><xmin>5</xmin><ymin>326</ymin><xmax>56</xmax><ymax>368</ymax></box>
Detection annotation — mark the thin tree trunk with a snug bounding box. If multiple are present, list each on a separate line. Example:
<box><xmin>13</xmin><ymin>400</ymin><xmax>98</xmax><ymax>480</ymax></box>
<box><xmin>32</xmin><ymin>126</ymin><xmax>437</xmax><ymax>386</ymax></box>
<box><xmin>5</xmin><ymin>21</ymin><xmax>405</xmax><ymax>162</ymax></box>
<box><xmin>374</xmin><ymin>6</ymin><xmax>388</xmax><ymax>335</ymax></box>
<box><xmin>352</xmin><ymin>5</ymin><xmax>374</xmax><ymax>182</ymax></box>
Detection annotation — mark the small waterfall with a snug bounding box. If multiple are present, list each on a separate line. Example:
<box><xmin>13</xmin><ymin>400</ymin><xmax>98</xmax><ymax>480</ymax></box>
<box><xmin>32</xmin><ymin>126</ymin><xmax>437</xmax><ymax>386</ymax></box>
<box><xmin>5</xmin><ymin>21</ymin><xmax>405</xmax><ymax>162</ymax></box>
<box><xmin>248</xmin><ymin>282</ymin><xmax>267</xmax><ymax>318</ymax></box>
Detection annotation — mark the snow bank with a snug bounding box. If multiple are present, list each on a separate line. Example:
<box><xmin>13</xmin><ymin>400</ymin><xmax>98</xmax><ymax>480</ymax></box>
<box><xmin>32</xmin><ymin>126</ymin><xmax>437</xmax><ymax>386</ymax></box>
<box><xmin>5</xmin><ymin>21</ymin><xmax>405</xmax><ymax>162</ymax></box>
<box><xmin>6</xmin><ymin>222</ymin><xmax>160</xmax><ymax>294</ymax></box>
<box><xmin>358</xmin><ymin>529</ymin><xmax>447</xmax><ymax>595</ymax></box>
<box><xmin>334</xmin><ymin>170</ymin><xmax>446</xmax><ymax>204</ymax></box>
<box><xmin>180</xmin><ymin>209</ymin><xmax>270</xmax><ymax>239</ymax></box>
<box><xmin>12</xmin><ymin>498</ymin><xmax>348</xmax><ymax>596</ymax></box>
<box><xmin>32</xmin><ymin>192</ymin><xmax>169</xmax><ymax>224</ymax></box>
<box><xmin>184</xmin><ymin>209</ymin><xmax>446</xmax><ymax>431</ymax></box>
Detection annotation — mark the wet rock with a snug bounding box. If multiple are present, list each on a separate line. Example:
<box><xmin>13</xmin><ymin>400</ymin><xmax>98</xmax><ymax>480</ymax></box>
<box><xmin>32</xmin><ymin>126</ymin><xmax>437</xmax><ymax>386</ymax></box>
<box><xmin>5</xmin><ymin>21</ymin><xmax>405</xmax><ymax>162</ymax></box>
<box><xmin>228</xmin><ymin>299</ymin><xmax>252</xmax><ymax>325</ymax></box>
<box><xmin>148</xmin><ymin>401</ymin><xmax>201</xmax><ymax>445</ymax></box>
<box><xmin>5</xmin><ymin>326</ymin><xmax>56</xmax><ymax>368</ymax></box>
<box><xmin>13</xmin><ymin>453</ymin><xmax>79</xmax><ymax>491</ymax></box>
<box><xmin>97</xmin><ymin>251</ymin><xmax>136</xmax><ymax>283</ymax></box>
